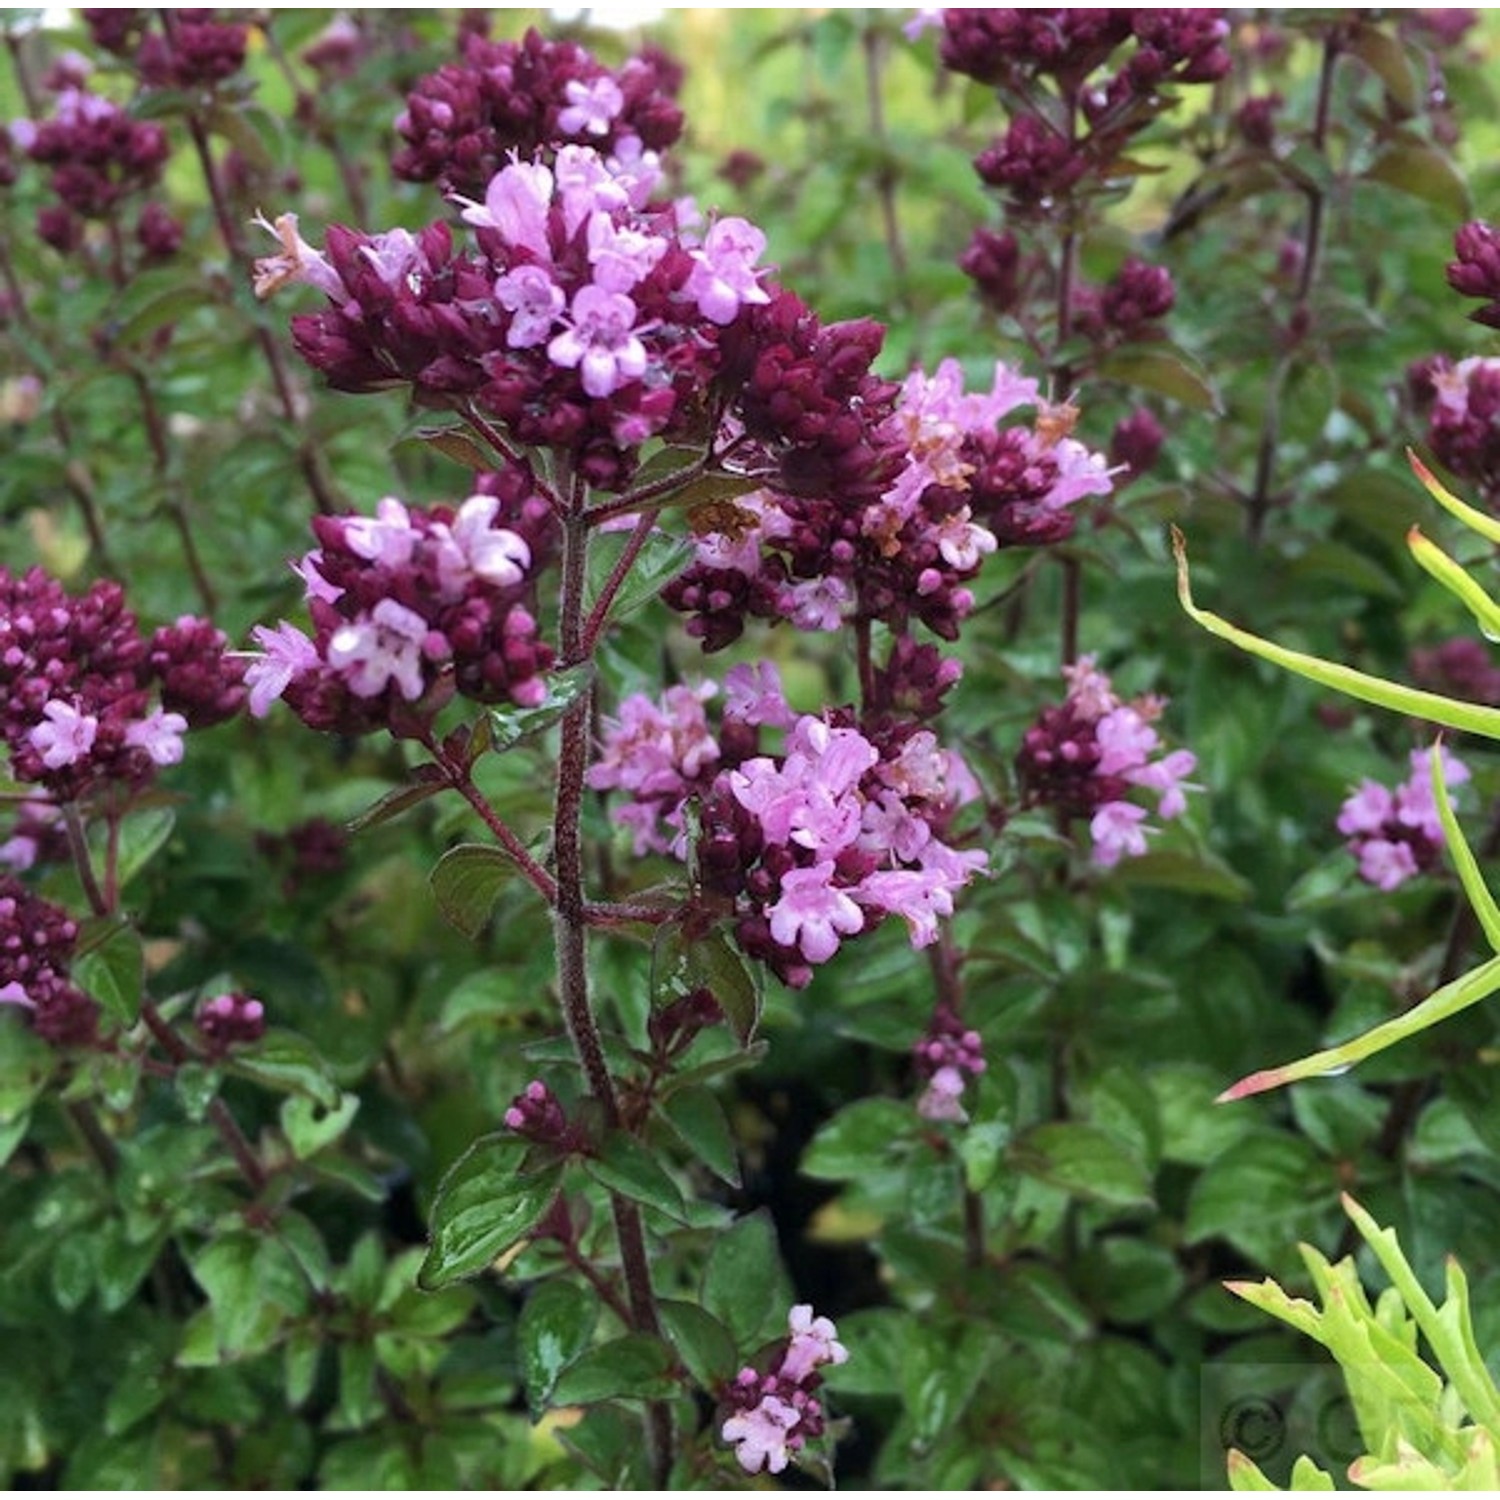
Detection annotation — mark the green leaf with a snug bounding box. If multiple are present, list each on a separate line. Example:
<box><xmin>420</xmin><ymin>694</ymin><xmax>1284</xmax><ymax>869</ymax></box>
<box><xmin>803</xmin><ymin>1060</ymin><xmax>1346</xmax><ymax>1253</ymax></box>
<box><xmin>1098</xmin><ymin>344</ymin><xmax>1220</xmax><ymax>412</ymax></box>
<box><xmin>418</xmin><ymin>1133</ymin><xmax>563</xmax><ymax>1289</ymax></box>
<box><xmin>1427</xmin><ymin>743</ymin><xmax>1500</xmax><ymax>951</ymax></box>
<box><xmin>1186</xmin><ymin>1133</ymin><xmax>1329</xmax><ymax>1259</ymax></box>
<box><xmin>0</xmin><ymin>1110</ymin><xmax>29</xmax><ymax>1169</ymax></box>
<box><xmin>1409</xmin><ymin>450</ymin><xmax>1500</xmax><ymax>546</ymax></box>
<box><xmin>486</xmin><ymin>662</ymin><xmax>594</xmax><ymax>753</ymax></box>
<box><xmin>173</xmin><ymin>1063</ymin><xmax>220</xmax><ymax>1122</ymax></box>
<box><xmin>281</xmin><ymin>1091</ymin><xmax>359</xmax><ymax>1159</ymax></box>
<box><xmin>226</xmin><ymin>1027</ymin><xmax>340</xmax><ymax>1109</ymax></box>
<box><xmin>1011</xmin><ymin>1122</ymin><xmax>1153</xmax><ymax>1209</ymax></box>
<box><xmin>549</xmin><ymin>1334</ymin><xmax>673</xmax><ymax>1406</ymax></box>
<box><xmin>1364</xmin><ymin>143</ymin><xmax>1471</xmax><ymax>219</ymax></box>
<box><xmin>583</xmin><ymin>1131</ymin><xmax>687</xmax><ymax>1221</ymax></box>
<box><xmin>657</xmin><ymin>1299</ymin><xmax>737</xmax><ymax>1389</ymax></box>
<box><xmin>1106</xmin><ymin>848</ymin><xmax>1251</xmax><ymax>901</ymax></box>
<box><xmin>0</xmin><ymin>1014</ymin><xmax>54</xmax><ymax>1121</ymax></box>
<box><xmin>284</xmin><ymin>1326</ymin><xmax>321</xmax><ymax>1409</ymax></box>
<box><xmin>584</xmin><ymin>527</ymin><xmax>695</xmax><ymax>624</ymax></box>
<box><xmin>801</xmin><ymin>1097</ymin><xmax>913</xmax><ymax>1181</ymax></box>
<box><xmin>650</xmin><ymin>920</ymin><xmax>762</xmax><ymax>1047</ymax></box>
<box><xmin>1173</xmin><ymin>528</ymin><xmax>1500</xmax><ymax>740</ymax></box>
<box><xmin>1406</xmin><ymin>528</ymin><xmax>1500</xmax><ymax>641</ymax></box>
<box><xmin>429</xmin><ymin>843</ymin><xmax>517</xmax><ymax>940</ymax></box>
<box><xmin>437</xmin><ymin>967</ymin><xmax>529</xmax><ymax>1033</ymax></box>
<box><xmin>72</xmin><ymin>918</ymin><xmax>143</xmax><ymax>1027</ymax></box>
<box><xmin>1347</xmin><ymin>21</ymin><xmax>1420</xmax><ymax>111</ymax></box>
<box><xmin>702</xmin><ymin>1209</ymin><xmax>787</xmax><ymax>1345</ymax></box>
<box><xmin>659</xmin><ymin>1085</ymin><xmax>740</xmax><ymax>1187</ymax></box>
<box><xmin>518</xmin><ymin>1280</ymin><xmax>599</xmax><ymax>1418</ymax></box>
<box><xmin>345</xmin><ymin>766</ymin><xmax>447</xmax><ymax>835</ymax></box>
<box><xmin>111</xmin><ymin>806</ymin><xmax>177</xmax><ymax>888</ymax></box>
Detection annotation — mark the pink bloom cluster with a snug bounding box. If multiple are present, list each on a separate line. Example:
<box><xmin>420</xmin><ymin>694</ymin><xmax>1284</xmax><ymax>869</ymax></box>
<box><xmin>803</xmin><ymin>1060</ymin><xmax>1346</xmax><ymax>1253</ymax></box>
<box><xmin>665</xmin><ymin>358</ymin><xmax>1114</xmax><ymax>651</ymax></box>
<box><xmin>11</xmin><ymin>84</ymin><xmax>175</xmax><ymax>257</ymax></box>
<box><xmin>720</xmin><ymin>1304</ymin><xmax>848</xmax><ymax>1476</ymax></box>
<box><xmin>265</xmin><ymin>144</ymin><xmax>778</xmax><ymax>492</ymax></box>
<box><xmin>243</xmin><ymin>471</ymin><xmax>557</xmax><ymax>735</ymax></box>
<box><xmin>80</xmin><ymin>9</ymin><xmax>246</xmax><ymax>90</ymax></box>
<box><xmin>1337</xmin><ymin>747</ymin><xmax>1469</xmax><ymax>891</ymax></box>
<box><xmin>195</xmin><ymin>992</ymin><xmax>266</xmax><ymax>1054</ymax></box>
<box><xmin>1415</xmin><ymin>355</ymin><xmax>1500</xmax><ymax>499</ymax></box>
<box><xmin>503</xmin><ymin>1078</ymin><xmax>580</xmax><ymax>1148</ymax></box>
<box><xmin>0</xmin><ymin>875</ymin><xmax>97</xmax><ymax>1048</ymax></box>
<box><xmin>1448</xmin><ymin>220</ymin><xmax>1500</xmax><ymax>329</ymax></box>
<box><xmin>1015</xmin><ymin>655</ymin><xmax>1197</xmax><ymax>868</ymax></box>
<box><xmin>914</xmin><ymin>1001</ymin><xmax>987</xmax><ymax>1123</ymax></box>
<box><xmin>392</xmin><ymin>26</ymin><xmax>683</xmax><ymax>197</ymax></box>
<box><xmin>587</xmin><ymin>663</ymin><xmax>986</xmax><ymax>987</ymax></box>
<box><xmin>0</xmin><ymin>567</ymin><xmax>244</xmax><ymax>800</ymax></box>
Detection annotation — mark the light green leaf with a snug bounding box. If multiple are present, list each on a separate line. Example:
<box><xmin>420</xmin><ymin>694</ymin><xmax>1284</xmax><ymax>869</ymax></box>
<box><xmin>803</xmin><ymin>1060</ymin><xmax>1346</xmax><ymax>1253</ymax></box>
<box><xmin>429</xmin><ymin>843</ymin><xmax>517</xmax><ymax>940</ymax></box>
<box><xmin>519</xmin><ymin>1280</ymin><xmax>598</xmax><ymax>1417</ymax></box>
<box><xmin>1427</xmin><ymin>743</ymin><xmax>1500</xmax><ymax>952</ymax></box>
<box><xmin>583</xmin><ymin>1131</ymin><xmax>687</xmax><ymax>1221</ymax></box>
<box><xmin>1406</xmin><ymin>528</ymin><xmax>1500</xmax><ymax>642</ymax></box>
<box><xmin>281</xmin><ymin>1091</ymin><xmax>360</xmax><ymax>1159</ymax></box>
<box><xmin>72</xmin><ymin>918</ymin><xmax>143</xmax><ymax>1027</ymax></box>
<box><xmin>548</xmin><ymin>1334</ymin><xmax>674</xmax><ymax>1406</ymax></box>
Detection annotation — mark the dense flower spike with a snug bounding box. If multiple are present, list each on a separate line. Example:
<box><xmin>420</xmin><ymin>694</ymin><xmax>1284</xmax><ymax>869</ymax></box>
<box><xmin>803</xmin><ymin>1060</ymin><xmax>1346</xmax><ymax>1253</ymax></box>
<box><xmin>1337</xmin><ymin>748</ymin><xmax>1469</xmax><ymax>891</ymax></box>
<box><xmin>392</xmin><ymin>27</ymin><xmax>683</xmax><ymax>197</ymax></box>
<box><xmin>720</xmin><ymin>1303</ymin><xmax>848</xmax><ymax>1475</ymax></box>
<box><xmin>0</xmin><ymin>566</ymin><xmax>236</xmax><ymax>798</ymax></box>
<box><xmin>1417</xmin><ymin>355</ymin><xmax>1500</xmax><ymax>498</ymax></box>
<box><xmin>243</xmin><ymin>477</ymin><xmax>557</xmax><ymax>735</ymax></box>
<box><xmin>0</xmin><ymin>876</ymin><xmax>97</xmax><ymax>1047</ymax></box>
<box><xmin>913</xmin><ymin>1001</ymin><xmax>987</xmax><ymax>1123</ymax></box>
<box><xmin>665</xmin><ymin>358</ymin><xmax>1113</xmax><ymax>650</ymax></box>
<box><xmin>1016</xmin><ymin>655</ymin><xmax>1197</xmax><ymax>867</ymax></box>
<box><xmin>268</xmin><ymin>144</ymin><xmax>779</xmax><ymax>491</ymax></box>
<box><xmin>588</xmin><ymin>664</ymin><xmax>986</xmax><ymax>986</ymax></box>
<box><xmin>195</xmin><ymin>992</ymin><xmax>266</xmax><ymax>1053</ymax></box>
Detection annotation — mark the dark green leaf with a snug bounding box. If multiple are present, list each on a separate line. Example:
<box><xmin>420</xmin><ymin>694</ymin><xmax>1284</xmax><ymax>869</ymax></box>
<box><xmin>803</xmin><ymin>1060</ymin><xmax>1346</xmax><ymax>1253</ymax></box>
<box><xmin>1106</xmin><ymin>848</ymin><xmax>1251</xmax><ymax>901</ymax></box>
<box><xmin>173</xmin><ymin>1063</ymin><xmax>220</xmax><ymax>1122</ymax></box>
<box><xmin>281</xmin><ymin>1091</ymin><xmax>359</xmax><ymax>1159</ymax></box>
<box><xmin>549</xmin><ymin>1334</ymin><xmax>673</xmax><ymax>1406</ymax></box>
<box><xmin>703</xmin><ymin>1209</ymin><xmax>787</xmax><ymax>1345</ymax></box>
<box><xmin>519</xmin><ymin>1280</ymin><xmax>598</xmax><ymax>1417</ymax></box>
<box><xmin>51</xmin><ymin>1233</ymin><xmax>94</xmax><ymax>1311</ymax></box>
<box><xmin>801</xmin><ymin>1098</ymin><xmax>913</xmax><ymax>1181</ymax></box>
<box><xmin>585</xmin><ymin>527</ymin><xmax>695</xmax><ymax>625</ymax></box>
<box><xmin>659</xmin><ymin>1085</ymin><xmax>740</xmax><ymax>1187</ymax></box>
<box><xmin>437</xmin><ymin>967</ymin><xmax>528</xmax><ymax>1033</ymax></box>
<box><xmin>345</xmin><ymin>766</ymin><xmax>447</xmax><ymax>834</ymax></box>
<box><xmin>1011</xmin><ymin>1121</ymin><xmax>1153</xmax><ymax>1209</ymax></box>
<box><xmin>1097</xmin><ymin>344</ymin><xmax>1220</xmax><ymax>412</ymax></box>
<box><xmin>583</xmin><ymin>1131</ymin><xmax>687</xmax><ymax>1220</ymax></box>
<box><xmin>418</xmin><ymin>1133</ymin><xmax>563</xmax><ymax>1289</ymax></box>
<box><xmin>657</xmin><ymin>1298</ymin><xmax>737</xmax><ymax>1389</ymax></box>
<box><xmin>1347</xmin><ymin>21</ymin><xmax>1419</xmax><ymax>111</ymax></box>
<box><xmin>226</xmin><ymin>1027</ymin><xmax>340</xmax><ymax>1109</ymax></box>
<box><xmin>429</xmin><ymin>843</ymin><xmax>516</xmax><ymax>940</ymax></box>
<box><xmin>651</xmin><ymin>921</ymin><xmax>762</xmax><ymax>1047</ymax></box>
<box><xmin>73</xmin><ymin>918</ymin><xmax>143</xmax><ymax>1027</ymax></box>
<box><xmin>486</xmin><ymin>662</ymin><xmax>594</xmax><ymax>753</ymax></box>
<box><xmin>0</xmin><ymin>1014</ymin><xmax>54</xmax><ymax>1121</ymax></box>
<box><xmin>1364</xmin><ymin>143</ymin><xmax>1471</xmax><ymax>218</ymax></box>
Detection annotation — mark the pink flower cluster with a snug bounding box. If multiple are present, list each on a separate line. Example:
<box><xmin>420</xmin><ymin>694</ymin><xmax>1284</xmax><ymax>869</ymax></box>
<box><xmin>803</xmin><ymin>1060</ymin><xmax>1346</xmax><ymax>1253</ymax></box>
<box><xmin>80</xmin><ymin>9</ymin><xmax>246</xmax><ymax>90</ymax></box>
<box><xmin>392</xmin><ymin>27</ymin><xmax>683</xmax><ymax>197</ymax></box>
<box><xmin>266</xmin><ymin>144</ymin><xmax>777</xmax><ymax>492</ymax></box>
<box><xmin>1015</xmin><ymin>655</ymin><xmax>1197</xmax><ymax>868</ymax></box>
<box><xmin>0</xmin><ymin>799</ymin><xmax>66</xmax><ymax>874</ymax></box>
<box><xmin>914</xmin><ymin>1001</ymin><xmax>987</xmax><ymax>1123</ymax></box>
<box><xmin>0</xmin><ymin>567</ymin><xmax>244</xmax><ymax>800</ymax></box>
<box><xmin>1337</xmin><ymin>747</ymin><xmax>1469</xmax><ymax>891</ymax></box>
<box><xmin>1415</xmin><ymin>355</ymin><xmax>1500</xmax><ymax>499</ymax></box>
<box><xmin>11</xmin><ymin>84</ymin><xmax>174</xmax><ymax>256</ymax></box>
<box><xmin>587</xmin><ymin>663</ymin><xmax>986</xmax><ymax>987</ymax></box>
<box><xmin>243</xmin><ymin>471</ymin><xmax>556</xmax><ymax>735</ymax></box>
<box><xmin>665</xmin><ymin>358</ymin><xmax>1114</xmax><ymax>650</ymax></box>
<box><xmin>195</xmin><ymin>992</ymin><xmax>266</xmax><ymax>1054</ymax></box>
<box><xmin>720</xmin><ymin>1304</ymin><xmax>848</xmax><ymax>1476</ymax></box>
<box><xmin>0</xmin><ymin>876</ymin><xmax>97</xmax><ymax>1048</ymax></box>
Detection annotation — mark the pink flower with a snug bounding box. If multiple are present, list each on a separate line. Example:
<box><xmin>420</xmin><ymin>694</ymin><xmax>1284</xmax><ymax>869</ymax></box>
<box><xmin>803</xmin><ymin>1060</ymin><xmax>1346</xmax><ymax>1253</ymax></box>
<box><xmin>1090</xmin><ymin>800</ymin><xmax>1150</xmax><ymax>867</ymax></box>
<box><xmin>436</xmin><ymin>495</ymin><xmax>532</xmax><ymax>591</ymax></box>
<box><xmin>558</xmin><ymin>75</ymin><xmax>625</xmax><ymax>137</ymax></box>
<box><xmin>125</xmin><ymin>708</ymin><xmax>188</xmax><ymax>766</ymax></box>
<box><xmin>721</xmin><ymin>1393</ymin><xmax>800</xmax><ymax>1475</ymax></box>
<box><xmin>326</xmin><ymin>598</ymin><xmax>436</xmax><ymax>700</ymax></box>
<box><xmin>917</xmin><ymin>1064</ymin><xmax>970</xmax><ymax>1122</ymax></box>
<box><xmin>342</xmin><ymin>497</ymin><xmax>418</xmax><ymax>570</ymax></box>
<box><xmin>456</xmin><ymin>160</ymin><xmax>553</xmax><ymax>254</ymax></box>
<box><xmin>856</xmin><ymin>866</ymin><xmax>954</xmax><ymax>947</ymax></box>
<box><xmin>1094</xmin><ymin>705</ymin><xmax>1158</xmax><ymax>776</ymax></box>
<box><xmin>586</xmin><ymin>211</ymin><xmax>667</xmax><ymax>292</ymax></box>
<box><xmin>547</xmin><ymin>285</ymin><xmax>648</xmax><ymax>398</ymax></box>
<box><xmin>245</xmin><ymin>621</ymin><xmax>320</xmax><ymax>716</ymax></box>
<box><xmin>685</xmin><ymin>216</ymin><xmax>770</xmax><ymax>325</ymax></box>
<box><xmin>768</xmin><ymin>861</ymin><xmax>865</xmax><ymax>963</ymax></box>
<box><xmin>723</xmin><ymin>661</ymin><xmax>797</xmax><ymax>729</ymax></box>
<box><xmin>29</xmin><ymin>700</ymin><xmax>98</xmax><ymax>770</ymax></box>
<box><xmin>1356</xmin><ymin>838</ymin><xmax>1420</xmax><ymax>891</ymax></box>
<box><xmin>1336</xmin><ymin>780</ymin><xmax>1393</xmax><ymax>837</ymax></box>
<box><xmin>780</xmin><ymin>1305</ymin><xmax>849</xmax><ymax>1385</ymax></box>
<box><xmin>493</xmin><ymin>264</ymin><xmax>565</xmax><ymax>349</ymax></box>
